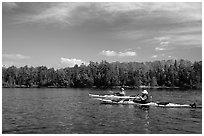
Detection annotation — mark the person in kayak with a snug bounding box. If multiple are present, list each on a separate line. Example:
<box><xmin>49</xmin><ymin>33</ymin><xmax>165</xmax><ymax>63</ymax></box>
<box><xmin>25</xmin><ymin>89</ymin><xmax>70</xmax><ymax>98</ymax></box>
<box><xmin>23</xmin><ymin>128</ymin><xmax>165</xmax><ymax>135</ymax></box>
<box><xmin>133</xmin><ymin>90</ymin><xmax>150</xmax><ymax>104</ymax></box>
<box><xmin>114</xmin><ymin>87</ymin><xmax>126</xmax><ymax>96</ymax></box>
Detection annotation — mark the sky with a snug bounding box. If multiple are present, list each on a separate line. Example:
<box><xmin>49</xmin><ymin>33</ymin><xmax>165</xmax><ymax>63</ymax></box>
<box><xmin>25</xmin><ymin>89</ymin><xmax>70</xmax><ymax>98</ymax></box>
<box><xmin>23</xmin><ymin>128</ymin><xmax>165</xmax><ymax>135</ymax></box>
<box><xmin>2</xmin><ymin>2</ymin><xmax>202</xmax><ymax>68</ymax></box>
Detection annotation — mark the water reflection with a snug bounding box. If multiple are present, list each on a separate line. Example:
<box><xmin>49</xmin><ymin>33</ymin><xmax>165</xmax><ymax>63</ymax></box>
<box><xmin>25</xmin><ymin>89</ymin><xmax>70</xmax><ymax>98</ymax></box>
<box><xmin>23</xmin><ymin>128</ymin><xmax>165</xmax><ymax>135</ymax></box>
<box><xmin>139</xmin><ymin>106</ymin><xmax>150</xmax><ymax>111</ymax></box>
<box><xmin>128</xmin><ymin>105</ymin><xmax>134</xmax><ymax>109</ymax></box>
<box><xmin>133</xmin><ymin>106</ymin><xmax>150</xmax><ymax>133</ymax></box>
<box><xmin>144</xmin><ymin>110</ymin><xmax>150</xmax><ymax>133</ymax></box>
<box><xmin>189</xmin><ymin>109</ymin><xmax>202</xmax><ymax>118</ymax></box>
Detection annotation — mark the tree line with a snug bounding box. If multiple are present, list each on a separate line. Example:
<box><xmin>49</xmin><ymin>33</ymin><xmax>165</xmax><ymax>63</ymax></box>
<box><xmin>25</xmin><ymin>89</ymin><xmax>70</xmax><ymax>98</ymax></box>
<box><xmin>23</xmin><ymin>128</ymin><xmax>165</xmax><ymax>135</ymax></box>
<box><xmin>2</xmin><ymin>59</ymin><xmax>202</xmax><ymax>89</ymax></box>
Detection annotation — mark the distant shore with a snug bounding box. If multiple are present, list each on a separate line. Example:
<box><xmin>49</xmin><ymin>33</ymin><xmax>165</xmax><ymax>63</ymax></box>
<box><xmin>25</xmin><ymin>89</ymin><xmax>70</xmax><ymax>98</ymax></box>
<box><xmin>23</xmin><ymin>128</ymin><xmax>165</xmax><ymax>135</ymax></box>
<box><xmin>3</xmin><ymin>59</ymin><xmax>202</xmax><ymax>90</ymax></box>
<box><xmin>2</xmin><ymin>85</ymin><xmax>201</xmax><ymax>89</ymax></box>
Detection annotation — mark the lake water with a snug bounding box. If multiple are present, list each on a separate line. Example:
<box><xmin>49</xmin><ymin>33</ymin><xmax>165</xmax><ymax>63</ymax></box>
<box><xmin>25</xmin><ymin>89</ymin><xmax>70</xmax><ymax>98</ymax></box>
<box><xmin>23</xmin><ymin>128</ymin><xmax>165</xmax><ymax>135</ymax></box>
<box><xmin>2</xmin><ymin>88</ymin><xmax>202</xmax><ymax>134</ymax></box>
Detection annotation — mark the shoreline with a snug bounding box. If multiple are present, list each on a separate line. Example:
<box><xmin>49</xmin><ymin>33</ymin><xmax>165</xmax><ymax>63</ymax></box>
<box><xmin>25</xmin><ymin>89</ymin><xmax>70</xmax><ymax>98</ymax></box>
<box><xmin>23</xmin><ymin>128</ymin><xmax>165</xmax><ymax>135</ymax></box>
<box><xmin>2</xmin><ymin>85</ymin><xmax>201</xmax><ymax>89</ymax></box>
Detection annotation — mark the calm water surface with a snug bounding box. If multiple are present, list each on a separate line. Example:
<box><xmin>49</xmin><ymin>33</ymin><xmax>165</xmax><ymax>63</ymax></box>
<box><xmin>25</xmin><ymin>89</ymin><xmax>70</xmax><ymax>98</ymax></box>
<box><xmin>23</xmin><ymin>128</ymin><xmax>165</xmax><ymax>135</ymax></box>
<box><xmin>2</xmin><ymin>88</ymin><xmax>202</xmax><ymax>134</ymax></box>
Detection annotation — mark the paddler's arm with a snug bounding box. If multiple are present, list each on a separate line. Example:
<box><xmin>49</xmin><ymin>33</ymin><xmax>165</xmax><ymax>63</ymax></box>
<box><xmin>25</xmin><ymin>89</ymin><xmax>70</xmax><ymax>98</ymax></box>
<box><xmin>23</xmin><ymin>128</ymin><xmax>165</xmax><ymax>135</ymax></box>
<box><xmin>134</xmin><ymin>96</ymin><xmax>141</xmax><ymax>100</ymax></box>
<box><xmin>139</xmin><ymin>95</ymin><xmax>147</xmax><ymax>100</ymax></box>
<box><xmin>139</xmin><ymin>96</ymin><xmax>144</xmax><ymax>100</ymax></box>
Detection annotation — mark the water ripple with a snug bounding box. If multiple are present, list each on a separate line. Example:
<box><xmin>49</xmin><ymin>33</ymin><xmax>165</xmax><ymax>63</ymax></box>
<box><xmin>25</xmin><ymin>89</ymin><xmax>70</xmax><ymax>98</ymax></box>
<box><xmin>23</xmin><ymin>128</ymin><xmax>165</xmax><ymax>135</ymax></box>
<box><xmin>3</xmin><ymin>88</ymin><xmax>202</xmax><ymax>134</ymax></box>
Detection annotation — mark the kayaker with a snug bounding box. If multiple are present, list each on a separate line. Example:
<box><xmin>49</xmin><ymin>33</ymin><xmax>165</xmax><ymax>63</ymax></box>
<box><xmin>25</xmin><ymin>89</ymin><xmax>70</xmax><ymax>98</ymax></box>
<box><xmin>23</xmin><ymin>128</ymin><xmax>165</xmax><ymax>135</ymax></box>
<box><xmin>120</xmin><ymin>87</ymin><xmax>126</xmax><ymax>96</ymax></box>
<box><xmin>115</xmin><ymin>87</ymin><xmax>126</xmax><ymax>96</ymax></box>
<box><xmin>133</xmin><ymin>90</ymin><xmax>150</xmax><ymax>104</ymax></box>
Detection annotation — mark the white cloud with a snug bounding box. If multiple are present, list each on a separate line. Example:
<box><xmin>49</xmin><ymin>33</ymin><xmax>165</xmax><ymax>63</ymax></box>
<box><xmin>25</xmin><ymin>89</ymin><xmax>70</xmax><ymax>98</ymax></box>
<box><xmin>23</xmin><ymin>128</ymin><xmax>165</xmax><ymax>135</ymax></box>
<box><xmin>148</xmin><ymin>3</ymin><xmax>201</xmax><ymax>22</ymax></box>
<box><xmin>60</xmin><ymin>57</ymin><xmax>87</xmax><ymax>67</ymax></box>
<box><xmin>154</xmin><ymin>33</ymin><xmax>201</xmax><ymax>50</ymax></box>
<box><xmin>3</xmin><ymin>54</ymin><xmax>30</xmax><ymax>60</ymax></box>
<box><xmin>155</xmin><ymin>47</ymin><xmax>166</xmax><ymax>51</ymax></box>
<box><xmin>100</xmin><ymin>50</ymin><xmax>117</xmax><ymax>57</ymax></box>
<box><xmin>118</xmin><ymin>51</ymin><xmax>136</xmax><ymax>57</ymax></box>
<box><xmin>155</xmin><ymin>46</ymin><xmax>175</xmax><ymax>51</ymax></box>
<box><xmin>96</xmin><ymin>3</ymin><xmax>143</xmax><ymax>14</ymax></box>
<box><xmin>154</xmin><ymin>36</ymin><xmax>171</xmax><ymax>51</ymax></box>
<box><xmin>160</xmin><ymin>41</ymin><xmax>169</xmax><ymax>46</ymax></box>
<box><xmin>151</xmin><ymin>54</ymin><xmax>175</xmax><ymax>59</ymax></box>
<box><xmin>100</xmin><ymin>50</ymin><xmax>136</xmax><ymax>57</ymax></box>
<box><xmin>151</xmin><ymin>55</ymin><xmax>158</xmax><ymax>58</ymax></box>
<box><xmin>97</xmin><ymin>3</ymin><xmax>201</xmax><ymax>22</ymax></box>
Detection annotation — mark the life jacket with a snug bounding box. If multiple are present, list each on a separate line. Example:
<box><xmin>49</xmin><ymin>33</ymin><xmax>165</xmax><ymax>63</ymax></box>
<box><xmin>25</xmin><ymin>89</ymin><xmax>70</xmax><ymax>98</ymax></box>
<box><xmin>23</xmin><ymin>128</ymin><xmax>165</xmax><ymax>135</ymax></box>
<box><xmin>133</xmin><ymin>94</ymin><xmax>150</xmax><ymax>104</ymax></box>
<box><xmin>140</xmin><ymin>94</ymin><xmax>150</xmax><ymax>103</ymax></box>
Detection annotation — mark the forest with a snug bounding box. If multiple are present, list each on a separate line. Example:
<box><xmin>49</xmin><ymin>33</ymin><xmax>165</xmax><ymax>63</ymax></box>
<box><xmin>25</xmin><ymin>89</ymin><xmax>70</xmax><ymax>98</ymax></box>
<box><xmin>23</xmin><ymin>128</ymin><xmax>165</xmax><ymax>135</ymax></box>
<box><xmin>2</xmin><ymin>59</ymin><xmax>202</xmax><ymax>89</ymax></box>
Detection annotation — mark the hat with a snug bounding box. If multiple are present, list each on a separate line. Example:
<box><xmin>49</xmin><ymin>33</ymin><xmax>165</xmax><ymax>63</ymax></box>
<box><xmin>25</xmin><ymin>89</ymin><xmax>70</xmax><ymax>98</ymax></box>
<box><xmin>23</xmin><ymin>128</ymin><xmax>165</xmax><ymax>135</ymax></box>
<box><xmin>142</xmin><ymin>90</ymin><xmax>148</xmax><ymax>94</ymax></box>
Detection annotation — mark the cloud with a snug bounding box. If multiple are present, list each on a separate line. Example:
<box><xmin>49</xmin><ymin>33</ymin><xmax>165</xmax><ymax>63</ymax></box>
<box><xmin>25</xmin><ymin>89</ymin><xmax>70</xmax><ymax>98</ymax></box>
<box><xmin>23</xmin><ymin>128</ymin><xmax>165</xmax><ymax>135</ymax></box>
<box><xmin>151</xmin><ymin>53</ymin><xmax>176</xmax><ymax>59</ymax></box>
<box><xmin>151</xmin><ymin>55</ymin><xmax>158</xmax><ymax>58</ymax></box>
<box><xmin>154</xmin><ymin>32</ymin><xmax>201</xmax><ymax>50</ymax></box>
<box><xmin>154</xmin><ymin>32</ymin><xmax>202</xmax><ymax>51</ymax></box>
<box><xmin>3</xmin><ymin>2</ymin><xmax>18</xmax><ymax>11</ymax></box>
<box><xmin>10</xmin><ymin>3</ymin><xmax>90</xmax><ymax>24</ymax></box>
<box><xmin>100</xmin><ymin>50</ymin><xmax>136</xmax><ymax>57</ymax></box>
<box><xmin>160</xmin><ymin>41</ymin><xmax>169</xmax><ymax>46</ymax></box>
<box><xmin>60</xmin><ymin>57</ymin><xmax>87</xmax><ymax>67</ymax></box>
<box><xmin>3</xmin><ymin>3</ymin><xmax>201</xmax><ymax>25</ymax></box>
<box><xmin>100</xmin><ymin>50</ymin><xmax>117</xmax><ymax>57</ymax></box>
<box><xmin>118</xmin><ymin>51</ymin><xmax>136</xmax><ymax>57</ymax></box>
<box><xmin>155</xmin><ymin>46</ymin><xmax>176</xmax><ymax>51</ymax></box>
<box><xmin>154</xmin><ymin>37</ymin><xmax>173</xmax><ymax>51</ymax></box>
<box><xmin>155</xmin><ymin>47</ymin><xmax>166</xmax><ymax>51</ymax></box>
<box><xmin>3</xmin><ymin>2</ymin><xmax>201</xmax><ymax>52</ymax></box>
<box><xmin>96</xmin><ymin>3</ymin><xmax>144</xmax><ymax>15</ymax></box>
<box><xmin>3</xmin><ymin>54</ymin><xmax>30</xmax><ymax>60</ymax></box>
<box><xmin>151</xmin><ymin>54</ymin><xmax>165</xmax><ymax>58</ymax></box>
<box><xmin>97</xmin><ymin>2</ymin><xmax>201</xmax><ymax>22</ymax></box>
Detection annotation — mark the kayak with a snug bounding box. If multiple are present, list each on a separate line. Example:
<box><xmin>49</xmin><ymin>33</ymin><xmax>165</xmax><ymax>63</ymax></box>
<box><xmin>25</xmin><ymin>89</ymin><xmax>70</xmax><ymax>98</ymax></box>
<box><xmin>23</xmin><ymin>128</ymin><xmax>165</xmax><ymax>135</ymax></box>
<box><xmin>98</xmin><ymin>99</ymin><xmax>200</xmax><ymax>108</ymax></box>
<box><xmin>89</xmin><ymin>94</ymin><xmax>201</xmax><ymax>108</ymax></box>
<box><xmin>88</xmin><ymin>93</ymin><xmax>138</xmax><ymax>99</ymax></box>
